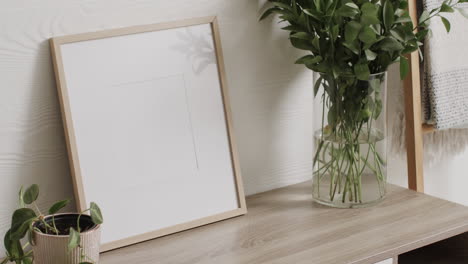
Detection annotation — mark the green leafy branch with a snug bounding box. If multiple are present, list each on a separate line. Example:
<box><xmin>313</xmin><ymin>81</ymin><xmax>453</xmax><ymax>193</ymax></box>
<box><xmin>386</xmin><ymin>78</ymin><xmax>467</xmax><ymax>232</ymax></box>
<box><xmin>260</xmin><ymin>0</ymin><xmax>468</xmax><ymax>81</ymax></box>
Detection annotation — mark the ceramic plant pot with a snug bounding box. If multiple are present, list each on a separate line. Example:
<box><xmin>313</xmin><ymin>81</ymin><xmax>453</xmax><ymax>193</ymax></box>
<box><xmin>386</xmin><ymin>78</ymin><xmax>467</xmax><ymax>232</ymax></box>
<box><xmin>32</xmin><ymin>213</ymin><xmax>101</xmax><ymax>264</ymax></box>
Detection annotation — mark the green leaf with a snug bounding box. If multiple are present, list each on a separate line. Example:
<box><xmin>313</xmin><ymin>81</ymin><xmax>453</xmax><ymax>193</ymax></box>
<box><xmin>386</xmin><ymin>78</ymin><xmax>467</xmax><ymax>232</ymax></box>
<box><xmin>354</xmin><ymin>63</ymin><xmax>370</xmax><ymax>81</ymax></box>
<box><xmin>369</xmin><ymin>78</ymin><xmax>381</xmax><ymax>93</ymax></box>
<box><xmin>281</xmin><ymin>25</ymin><xmax>304</xmax><ymax>32</ymax></box>
<box><xmin>18</xmin><ymin>186</ymin><xmax>25</xmax><ymax>208</ymax></box>
<box><xmin>48</xmin><ymin>199</ymin><xmax>70</xmax><ymax>215</ymax></box>
<box><xmin>395</xmin><ymin>12</ymin><xmax>413</xmax><ymax>24</ymax></box>
<box><xmin>441</xmin><ymin>16</ymin><xmax>451</xmax><ymax>32</ymax></box>
<box><xmin>327</xmin><ymin>105</ymin><xmax>337</xmax><ymax>126</ymax></box>
<box><xmin>415</xmin><ymin>29</ymin><xmax>429</xmax><ymax>40</ymax></box>
<box><xmin>68</xmin><ymin>228</ymin><xmax>80</xmax><ymax>251</ymax></box>
<box><xmin>10</xmin><ymin>218</ymin><xmax>34</xmax><ymax>241</ymax></box>
<box><xmin>4</xmin><ymin>230</ymin><xmax>23</xmax><ymax>260</ymax></box>
<box><xmin>311</xmin><ymin>37</ymin><xmax>320</xmax><ymax>50</ymax></box>
<box><xmin>440</xmin><ymin>3</ymin><xmax>455</xmax><ymax>13</ymax></box>
<box><xmin>338</xmin><ymin>4</ymin><xmax>360</xmax><ymax>17</ymax></box>
<box><xmin>314</xmin><ymin>76</ymin><xmax>323</xmax><ymax>97</ymax></box>
<box><xmin>343</xmin><ymin>41</ymin><xmax>360</xmax><ymax>55</ymax></box>
<box><xmin>361</xmin><ymin>2</ymin><xmax>378</xmax><ymax>15</ymax></box>
<box><xmin>303</xmin><ymin>9</ymin><xmax>322</xmax><ymax>19</ymax></box>
<box><xmin>390</xmin><ymin>28</ymin><xmax>405</xmax><ymax>42</ymax></box>
<box><xmin>27</xmin><ymin>224</ymin><xmax>34</xmax><ymax>246</ymax></box>
<box><xmin>361</xmin><ymin>3</ymin><xmax>380</xmax><ymax>25</ymax></box>
<box><xmin>10</xmin><ymin>208</ymin><xmax>37</xmax><ymax>240</ymax></box>
<box><xmin>400</xmin><ymin>55</ymin><xmax>409</xmax><ymax>80</ymax></box>
<box><xmin>345</xmin><ymin>2</ymin><xmax>359</xmax><ymax>10</ymax></box>
<box><xmin>419</xmin><ymin>10</ymin><xmax>430</xmax><ymax>26</ymax></box>
<box><xmin>365</xmin><ymin>49</ymin><xmax>378</xmax><ymax>61</ymax></box>
<box><xmin>23</xmin><ymin>184</ymin><xmax>39</xmax><ymax>205</ymax></box>
<box><xmin>295</xmin><ymin>55</ymin><xmax>322</xmax><ymax>65</ymax></box>
<box><xmin>374</xmin><ymin>99</ymin><xmax>383</xmax><ymax>120</ymax></box>
<box><xmin>79</xmin><ymin>262</ymin><xmax>93</xmax><ymax>264</ymax></box>
<box><xmin>345</xmin><ymin>21</ymin><xmax>362</xmax><ymax>42</ymax></box>
<box><xmin>399</xmin><ymin>1</ymin><xmax>408</xmax><ymax>9</ymax></box>
<box><xmin>4</xmin><ymin>229</ymin><xmax>13</xmax><ymax>256</ymax></box>
<box><xmin>359</xmin><ymin>26</ymin><xmax>377</xmax><ymax>44</ymax></box>
<box><xmin>331</xmin><ymin>24</ymin><xmax>339</xmax><ymax>42</ymax></box>
<box><xmin>272</xmin><ymin>2</ymin><xmax>292</xmax><ymax>11</ymax></box>
<box><xmin>259</xmin><ymin>7</ymin><xmax>280</xmax><ymax>21</ymax></box>
<box><xmin>290</xmin><ymin>37</ymin><xmax>314</xmax><ymax>51</ymax></box>
<box><xmin>359</xmin><ymin>108</ymin><xmax>372</xmax><ymax>121</ymax></box>
<box><xmin>290</xmin><ymin>32</ymin><xmax>312</xmax><ymax>40</ymax></box>
<box><xmin>383</xmin><ymin>0</ymin><xmax>395</xmax><ymax>31</ymax></box>
<box><xmin>379</xmin><ymin>37</ymin><xmax>404</xmax><ymax>51</ymax></box>
<box><xmin>90</xmin><ymin>202</ymin><xmax>103</xmax><ymax>225</ymax></box>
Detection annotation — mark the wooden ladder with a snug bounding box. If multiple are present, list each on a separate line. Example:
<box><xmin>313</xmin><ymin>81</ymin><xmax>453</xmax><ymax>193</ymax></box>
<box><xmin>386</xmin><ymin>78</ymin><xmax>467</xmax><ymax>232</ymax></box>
<box><xmin>404</xmin><ymin>0</ymin><xmax>435</xmax><ymax>193</ymax></box>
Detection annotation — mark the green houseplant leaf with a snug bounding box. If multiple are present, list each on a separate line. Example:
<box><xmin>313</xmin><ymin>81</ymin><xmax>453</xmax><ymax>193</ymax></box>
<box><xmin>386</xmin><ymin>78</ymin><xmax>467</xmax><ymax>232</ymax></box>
<box><xmin>400</xmin><ymin>55</ymin><xmax>409</xmax><ymax>80</ymax></box>
<box><xmin>383</xmin><ymin>0</ymin><xmax>395</xmax><ymax>31</ymax></box>
<box><xmin>345</xmin><ymin>21</ymin><xmax>362</xmax><ymax>42</ymax></box>
<box><xmin>18</xmin><ymin>187</ymin><xmax>26</xmax><ymax>208</ymax></box>
<box><xmin>441</xmin><ymin>16</ymin><xmax>451</xmax><ymax>32</ymax></box>
<box><xmin>295</xmin><ymin>55</ymin><xmax>322</xmax><ymax>65</ymax></box>
<box><xmin>378</xmin><ymin>37</ymin><xmax>404</xmax><ymax>51</ymax></box>
<box><xmin>4</xmin><ymin>230</ymin><xmax>23</xmax><ymax>260</ymax></box>
<box><xmin>354</xmin><ymin>63</ymin><xmax>370</xmax><ymax>80</ymax></box>
<box><xmin>10</xmin><ymin>208</ymin><xmax>37</xmax><ymax>240</ymax></box>
<box><xmin>68</xmin><ymin>227</ymin><xmax>81</xmax><ymax>251</ymax></box>
<box><xmin>23</xmin><ymin>184</ymin><xmax>39</xmax><ymax>205</ymax></box>
<box><xmin>359</xmin><ymin>26</ymin><xmax>377</xmax><ymax>44</ymax></box>
<box><xmin>440</xmin><ymin>3</ymin><xmax>455</xmax><ymax>13</ymax></box>
<box><xmin>48</xmin><ymin>199</ymin><xmax>70</xmax><ymax>215</ymax></box>
<box><xmin>90</xmin><ymin>202</ymin><xmax>103</xmax><ymax>225</ymax></box>
<box><xmin>361</xmin><ymin>2</ymin><xmax>380</xmax><ymax>25</ymax></box>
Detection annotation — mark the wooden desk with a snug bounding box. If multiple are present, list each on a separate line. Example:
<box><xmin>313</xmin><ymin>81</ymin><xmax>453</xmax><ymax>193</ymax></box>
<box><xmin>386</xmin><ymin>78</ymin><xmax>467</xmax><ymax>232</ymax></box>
<box><xmin>101</xmin><ymin>181</ymin><xmax>468</xmax><ymax>264</ymax></box>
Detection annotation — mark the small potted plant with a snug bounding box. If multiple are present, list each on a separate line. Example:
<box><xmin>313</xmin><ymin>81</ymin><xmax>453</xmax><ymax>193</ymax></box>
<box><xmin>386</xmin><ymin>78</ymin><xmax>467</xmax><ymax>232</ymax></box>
<box><xmin>1</xmin><ymin>184</ymin><xmax>103</xmax><ymax>264</ymax></box>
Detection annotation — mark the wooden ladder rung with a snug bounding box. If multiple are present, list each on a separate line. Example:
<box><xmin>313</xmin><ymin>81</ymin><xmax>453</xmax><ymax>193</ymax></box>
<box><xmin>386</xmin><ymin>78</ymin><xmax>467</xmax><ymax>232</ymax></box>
<box><xmin>422</xmin><ymin>123</ymin><xmax>435</xmax><ymax>134</ymax></box>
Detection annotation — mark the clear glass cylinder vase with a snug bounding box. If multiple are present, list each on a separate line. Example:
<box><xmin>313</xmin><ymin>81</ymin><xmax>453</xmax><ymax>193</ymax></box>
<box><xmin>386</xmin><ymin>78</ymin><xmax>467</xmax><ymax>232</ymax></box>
<box><xmin>312</xmin><ymin>72</ymin><xmax>387</xmax><ymax>208</ymax></box>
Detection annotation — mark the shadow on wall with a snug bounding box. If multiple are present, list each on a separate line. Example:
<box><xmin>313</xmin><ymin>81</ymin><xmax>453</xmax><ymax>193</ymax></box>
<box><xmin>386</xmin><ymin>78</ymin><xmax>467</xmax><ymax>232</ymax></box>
<box><xmin>221</xmin><ymin>0</ymin><xmax>313</xmax><ymax>195</ymax></box>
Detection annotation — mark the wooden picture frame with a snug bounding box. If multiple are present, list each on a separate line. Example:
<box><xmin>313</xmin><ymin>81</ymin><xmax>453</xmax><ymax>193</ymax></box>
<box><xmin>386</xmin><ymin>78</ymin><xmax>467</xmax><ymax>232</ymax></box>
<box><xmin>50</xmin><ymin>16</ymin><xmax>247</xmax><ymax>251</ymax></box>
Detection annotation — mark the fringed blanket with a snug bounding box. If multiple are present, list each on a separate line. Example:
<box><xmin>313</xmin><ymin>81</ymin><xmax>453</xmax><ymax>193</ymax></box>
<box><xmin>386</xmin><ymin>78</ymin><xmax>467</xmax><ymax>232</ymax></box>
<box><xmin>422</xmin><ymin>0</ymin><xmax>468</xmax><ymax>129</ymax></box>
<box><xmin>391</xmin><ymin>0</ymin><xmax>468</xmax><ymax>161</ymax></box>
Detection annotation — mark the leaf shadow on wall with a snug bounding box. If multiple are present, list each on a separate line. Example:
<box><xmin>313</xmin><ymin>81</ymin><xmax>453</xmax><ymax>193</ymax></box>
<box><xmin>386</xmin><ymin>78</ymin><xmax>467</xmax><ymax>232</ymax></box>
<box><xmin>171</xmin><ymin>28</ymin><xmax>217</xmax><ymax>75</ymax></box>
<box><xmin>220</xmin><ymin>0</ymin><xmax>314</xmax><ymax>195</ymax></box>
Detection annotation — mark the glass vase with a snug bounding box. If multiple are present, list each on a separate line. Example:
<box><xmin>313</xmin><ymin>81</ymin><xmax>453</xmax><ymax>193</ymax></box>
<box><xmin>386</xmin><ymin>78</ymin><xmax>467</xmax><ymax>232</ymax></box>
<box><xmin>312</xmin><ymin>72</ymin><xmax>387</xmax><ymax>208</ymax></box>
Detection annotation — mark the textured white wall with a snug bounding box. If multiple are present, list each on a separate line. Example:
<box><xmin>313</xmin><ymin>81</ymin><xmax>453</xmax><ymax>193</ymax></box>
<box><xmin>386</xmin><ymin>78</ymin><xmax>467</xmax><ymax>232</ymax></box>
<box><xmin>0</xmin><ymin>0</ymin><xmax>313</xmax><ymax>256</ymax></box>
<box><xmin>2</xmin><ymin>0</ymin><xmax>468</xmax><ymax>260</ymax></box>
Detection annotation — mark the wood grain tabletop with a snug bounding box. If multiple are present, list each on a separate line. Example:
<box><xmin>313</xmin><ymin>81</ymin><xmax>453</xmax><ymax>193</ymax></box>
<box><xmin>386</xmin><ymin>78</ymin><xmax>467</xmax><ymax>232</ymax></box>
<box><xmin>100</xmin><ymin>181</ymin><xmax>468</xmax><ymax>264</ymax></box>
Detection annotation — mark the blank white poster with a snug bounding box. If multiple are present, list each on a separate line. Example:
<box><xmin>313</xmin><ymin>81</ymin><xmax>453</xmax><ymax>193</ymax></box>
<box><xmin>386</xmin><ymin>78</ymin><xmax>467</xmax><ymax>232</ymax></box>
<box><xmin>58</xmin><ymin>22</ymin><xmax>241</xmax><ymax>246</ymax></box>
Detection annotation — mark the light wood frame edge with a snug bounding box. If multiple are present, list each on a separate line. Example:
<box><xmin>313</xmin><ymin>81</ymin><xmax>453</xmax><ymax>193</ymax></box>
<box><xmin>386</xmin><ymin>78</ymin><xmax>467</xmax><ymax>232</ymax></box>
<box><xmin>404</xmin><ymin>0</ymin><xmax>424</xmax><ymax>192</ymax></box>
<box><xmin>49</xmin><ymin>16</ymin><xmax>247</xmax><ymax>252</ymax></box>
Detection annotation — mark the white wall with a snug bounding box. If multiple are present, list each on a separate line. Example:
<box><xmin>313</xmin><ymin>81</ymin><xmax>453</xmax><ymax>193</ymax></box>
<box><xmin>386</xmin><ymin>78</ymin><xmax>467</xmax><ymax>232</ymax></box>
<box><xmin>1</xmin><ymin>0</ymin><xmax>468</xmax><ymax>259</ymax></box>
<box><xmin>0</xmin><ymin>0</ymin><xmax>313</xmax><ymax>256</ymax></box>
